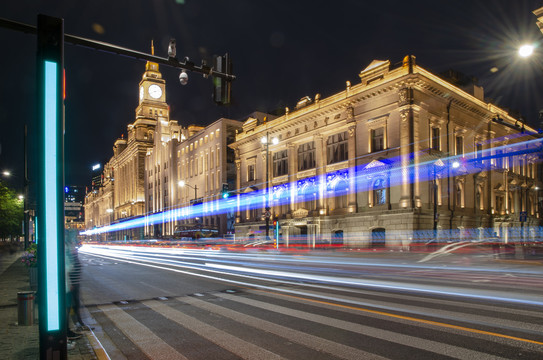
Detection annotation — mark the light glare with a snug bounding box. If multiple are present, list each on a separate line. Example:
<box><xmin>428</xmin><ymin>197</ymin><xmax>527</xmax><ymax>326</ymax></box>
<box><xmin>518</xmin><ymin>44</ymin><xmax>534</xmax><ymax>58</ymax></box>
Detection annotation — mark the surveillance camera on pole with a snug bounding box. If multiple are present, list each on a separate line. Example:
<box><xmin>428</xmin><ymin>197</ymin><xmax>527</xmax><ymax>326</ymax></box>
<box><xmin>167</xmin><ymin>38</ymin><xmax>176</xmax><ymax>59</ymax></box>
<box><xmin>179</xmin><ymin>70</ymin><xmax>188</xmax><ymax>85</ymax></box>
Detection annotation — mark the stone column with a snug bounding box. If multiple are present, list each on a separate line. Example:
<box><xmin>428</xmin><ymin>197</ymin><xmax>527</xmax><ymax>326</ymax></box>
<box><xmin>399</xmin><ymin>108</ymin><xmax>413</xmax><ymax>208</ymax></box>
<box><xmin>235</xmin><ymin>158</ymin><xmax>241</xmax><ymax>223</ymax></box>
<box><xmin>314</xmin><ymin>134</ymin><xmax>326</xmax><ymax>215</ymax></box>
<box><xmin>347</xmin><ymin>125</ymin><xmax>357</xmax><ymax>212</ymax></box>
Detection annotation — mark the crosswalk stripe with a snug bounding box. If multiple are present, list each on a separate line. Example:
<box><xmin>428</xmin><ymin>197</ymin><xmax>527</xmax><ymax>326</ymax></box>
<box><xmin>143</xmin><ymin>299</ymin><xmax>286</xmax><ymax>360</ymax></box>
<box><xmin>245</xmin><ymin>285</ymin><xmax>538</xmax><ymax>333</ymax></box>
<box><xmin>216</xmin><ymin>292</ymin><xmax>511</xmax><ymax>360</ymax></box>
<box><xmin>98</xmin><ymin>304</ymin><xmax>188</xmax><ymax>360</ymax></box>
<box><xmin>181</xmin><ymin>295</ymin><xmax>387</xmax><ymax>360</ymax></box>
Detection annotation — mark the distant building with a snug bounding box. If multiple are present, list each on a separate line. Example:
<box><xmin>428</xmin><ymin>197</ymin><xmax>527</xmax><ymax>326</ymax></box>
<box><xmin>144</xmin><ymin>117</ymin><xmax>242</xmax><ymax>238</ymax></box>
<box><xmin>85</xmin><ymin>45</ymin><xmax>164</xmax><ymax>240</ymax></box>
<box><xmin>230</xmin><ymin>56</ymin><xmax>542</xmax><ymax>247</ymax></box>
<box><xmin>64</xmin><ymin>185</ymin><xmax>85</xmax><ymax>230</ymax></box>
<box><xmin>84</xmin><ymin>44</ymin><xmax>242</xmax><ymax>240</ymax></box>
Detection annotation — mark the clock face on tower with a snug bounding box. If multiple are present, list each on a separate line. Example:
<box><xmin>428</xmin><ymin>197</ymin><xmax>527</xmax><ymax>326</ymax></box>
<box><xmin>148</xmin><ymin>84</ymin><xmax>162</xmax><ymax>99</ymax></box>
<box><xmin>139</xmin><ymin>86</ymin><xmax>144</xmax><ymax>100</ymax></box>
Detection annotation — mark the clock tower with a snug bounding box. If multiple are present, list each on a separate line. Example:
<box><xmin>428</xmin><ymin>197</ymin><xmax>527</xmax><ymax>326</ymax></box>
<box><xmin>135</xmin><ymin>41</ymin><xmax>169</xmax><ymax>122</ymax></box>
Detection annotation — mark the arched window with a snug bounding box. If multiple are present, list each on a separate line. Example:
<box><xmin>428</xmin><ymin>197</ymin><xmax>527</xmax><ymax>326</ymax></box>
<box><xmin>332</xmin><ymin>230</ymin><xmax>344</xmax><ymax>245</ymax></box>
<box><xmin>371</xmin><ymin>228</ymin><xmax>386</xmax><ymax>248</ymax></box>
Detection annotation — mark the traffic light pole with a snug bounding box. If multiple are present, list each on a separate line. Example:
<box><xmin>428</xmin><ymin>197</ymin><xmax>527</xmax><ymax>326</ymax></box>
<box><xmin>0</xmin><ymin>17</ymin><xmax>236</xmax><ymax>82</ymax></box>
<box><xmin>1</xmin><ymin>14</ymin><xmax>237</xmax><ymax>360</ymax></box>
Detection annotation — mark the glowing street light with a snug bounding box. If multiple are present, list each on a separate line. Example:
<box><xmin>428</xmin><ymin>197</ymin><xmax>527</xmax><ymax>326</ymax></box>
<box><xmin>519</xmin><ymin>44</ymin><xmax>535</xmax><ymax>58</ymax></box>
<box><xmin>2</xmin><ymin>170</ymin><xmax>11</xmax><ymax>177</ymax></box>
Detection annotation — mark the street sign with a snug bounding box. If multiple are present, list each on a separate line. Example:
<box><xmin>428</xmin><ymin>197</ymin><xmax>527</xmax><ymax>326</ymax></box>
<box><xmin>264</xmin><ymin>210</ymin><xmax>271</xmax><ymax>219</ymax></box>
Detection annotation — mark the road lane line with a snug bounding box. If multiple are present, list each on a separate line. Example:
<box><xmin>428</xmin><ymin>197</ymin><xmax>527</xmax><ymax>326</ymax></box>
<box><xmin>216</xmin><ymin>292</ymin><xmax>514</xmax><ymax>359</ymax></box>
<box><xmin>143</xmin><ymin>299</ymin><xmax>285</xmax><ymax>360</ymax></box>
<box><xmin>245</xmin><ymin>289</ymin><xmax>543</xmax><ymax>347</ymax></box>
<box><xmin>181</xmin><ymin>295</ymin><xmax>386</xmax><ymax>360</ymax></box>
<box><xmin>98</xmin><ymin>304</ymin><xmax>188</xmax><ymax>360</ymax></box>
<box><xmin>85</xmin><ymin>251</ymin><xmax>543</xmax><ymax>347</ymax></box>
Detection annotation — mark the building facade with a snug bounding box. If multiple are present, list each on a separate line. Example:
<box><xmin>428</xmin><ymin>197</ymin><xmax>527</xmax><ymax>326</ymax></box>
<box><xmin>144</xmin><ymin>117</ymin><xmax>242</xmax><ymax>238</ymax></box>
<box><xmin>85</xmin><ymin>49</ymin><xmax>164</xmax><ymax>239</ymax></box>
<box><xmin>84</xmin><ymin>46</ymin><xmax>243</xmax><ymax>240</ymax></box>
<box><xmin>230</xmin><ymin>56</ymin><xmax>542</xmax><ymax>247</ymax></box>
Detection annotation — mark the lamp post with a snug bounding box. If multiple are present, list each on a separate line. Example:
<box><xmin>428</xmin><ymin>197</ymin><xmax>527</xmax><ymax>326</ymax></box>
<box><xmin>178</xmin><ymin>180</ymin><xmax>198</xmax><ymax>203</ymax></box>
<box><xmin>2</xmin><ymin>168</ymin><xmax>30</xmax><ymax>249</ymax></box>
<box><xmin>432</xmin><ymin>159</ymin><xmax>445</xmax><ymax>240</ymax></box>
<box><xmin>261</xmin><ymin>133</ymin><xmax>278</xmax><ymax>240</ymax></box>
<box><xmin>178</xmin><ymin>180</ymin><xmax>198</xmax><ymax>223</ymax></box>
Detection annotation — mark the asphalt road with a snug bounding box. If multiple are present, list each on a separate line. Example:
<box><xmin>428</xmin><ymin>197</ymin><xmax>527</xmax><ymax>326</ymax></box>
<box><xmin>77</xmin><ymin>245</ymin><xmax>543</xmax><ymax>359</ymax></box>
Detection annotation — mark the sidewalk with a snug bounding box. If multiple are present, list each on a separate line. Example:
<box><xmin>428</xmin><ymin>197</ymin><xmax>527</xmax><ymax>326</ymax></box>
<box><xmin>0</xmin><ymin>244</ymin><xmax>99</xmax><ymax>359</ymax></box>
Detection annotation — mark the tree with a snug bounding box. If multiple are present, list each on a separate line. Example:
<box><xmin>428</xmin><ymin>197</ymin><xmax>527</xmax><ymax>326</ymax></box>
<box><xmin>0</xmin><ymin>181</ymin><xmax>24</xmax><ymax>241</ymax></box>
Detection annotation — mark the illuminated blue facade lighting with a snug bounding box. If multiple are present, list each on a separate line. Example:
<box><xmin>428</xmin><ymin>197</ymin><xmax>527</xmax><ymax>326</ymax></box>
<box><xmin>44</xmin><ymin>60</ymin><xmax>60</xmax><ymax>331</ymax></box>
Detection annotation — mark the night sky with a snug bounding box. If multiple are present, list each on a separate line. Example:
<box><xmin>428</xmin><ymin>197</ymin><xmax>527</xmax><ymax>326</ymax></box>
<box><xmin>1</xmin><ymin>0</ymin><xmax>543</xmax><ymax>190</ymax></box>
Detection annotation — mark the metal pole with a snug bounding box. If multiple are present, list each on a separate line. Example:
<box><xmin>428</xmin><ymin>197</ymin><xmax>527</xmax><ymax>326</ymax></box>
<box><xmin>265</xmin><ymin>134</ymin><xmax>270</xmax><ymax>239</ymax></box>
<box><xmin>23</xmin><ymin>125</ymin><xmax>29</xmax><ymax>249</ymax></box>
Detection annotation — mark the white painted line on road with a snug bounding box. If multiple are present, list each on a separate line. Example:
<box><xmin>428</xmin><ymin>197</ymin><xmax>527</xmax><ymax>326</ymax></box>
<box><xmin>182</xmin><ymin>295</ymin><xmax>386</xmax><ymax>360</ymax></box>
<box><xmin>216</xmin><ymin>292</ymin><xmax>512</xmax><ymax>360</ymax></box>
<box><xmin>144</xmin><ymin>299</ymin><xmax>285</xmax><ymax>360</ymax></box>
<box><xmin>98</xmin><ymin>304</ymin><xmax>188</xmax><ymax>360</ymax></box>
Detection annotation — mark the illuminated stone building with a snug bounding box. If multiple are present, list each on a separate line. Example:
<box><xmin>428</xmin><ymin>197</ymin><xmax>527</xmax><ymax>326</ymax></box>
<box><xmin>144</xmin><ymin>117</ymin><xmax>242</xmax><ymax>237</ymax></box>
<box><xmin>230</xmin><ymin>56</ymin><xmax>542</xmax><ymax>247</ymax></box>
<box><xmin>84</xmin><ymin>165</ymin><xmax>114</xmax><ymax>237</ymax></box>
<box><xmin>85</xmin><ymin>46</ymin><xmax>165</xmax><ymax>239</ymax></box>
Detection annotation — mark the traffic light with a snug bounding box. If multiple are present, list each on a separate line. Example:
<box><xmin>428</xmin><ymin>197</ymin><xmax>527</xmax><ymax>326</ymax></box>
<box><xmin>213</xmin><ymin>54</ymin><xmax>232</xmax><ymax>105</ymax></box>
<box><xmin>221</xmin><ymin>183</ymin><xmax>230</xmax><ymax>199</ymax></box>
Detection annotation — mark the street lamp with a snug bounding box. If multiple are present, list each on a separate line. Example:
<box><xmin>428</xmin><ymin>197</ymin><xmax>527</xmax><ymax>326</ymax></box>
<box><xmin>433</xmin><ymin>159</ymin><xmax>445</xmax><ymax>239</ymax></box>
<box><xmin>261</xmin><ymin>133</ymin><xmax>278</xmax><ymax>239</ymax></box>
<box><xmin>519</xmin><ymin>44</ymin><xmax>535</xmax><ymax>58</ymax></box>
<box><xmin>2</xmin><ymin>170</ymin><xmax>30</xmax><ymax>249</ymax></box>
<box><xmin>178</xmin><ymin>180</ymin><xmax>198</xmax><ymax>202</ymax></box>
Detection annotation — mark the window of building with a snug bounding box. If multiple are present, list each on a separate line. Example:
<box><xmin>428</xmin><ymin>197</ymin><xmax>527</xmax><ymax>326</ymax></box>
<box><xmin>476</xmin><ymin>143</ymin><xmax>483</xmax><ymax>163</ymax></box>
<box><xmin>248</xmin><ymin>164</ymin><xmax>255</xmax><ymax>181</ymax></box>
<box><xmin>476</xmin><ymin>185</ymin><xmax>484</xmax><ymax>210</ymax></box>
<box><xmin>455</xmin><ymin>135</ymin><xmax>463</xmax><ymax>156</ymax></box>
<box><xmin>431</xmin><ymin>127</ymin><xmax>440</xmax><ymax>151</ymax></box>
<box><xmin>211</xmin><ymin>150</ymin><xmax>215</xmax><ymax>169</ymax></box>
<box><xmin>273</xmin><ymin>150</ymin><xmax>289</xmax><ymax>177</ymax></box>
<box><xmin>327</xmin><ymin>131</ymin><xmax>348</xmax><ymax>164</ymax></box>
<box><xmin>373</xmin><ymin>178</ymin><xmax>386</xmax><ymax>206</ymax></box>
<box><xmin>371</xmin><ymin>127</ymin><xmax>385</xmax><ymax>152</ymax></box>
<box><xmin>496</xmin><ymin>195</ymin><xmax>504</xmax><ymax>215</ymax></box>
<box><xmin>520</xmin><ymin>159</ymin><xmax>525</xmax><ymax>176</ymax></box>
<box><xmin>298</xmin><ymin>141</ymin><xmax>316</xmax><ymax>171</ymax></box>
<box><xmin>456</xmin><ymin>183</ymin><xmax>464</xmax><ymax>208</ymax></box>
<box><xmin>334</xmin><ymin>180</ymin><xmax>348</xmax><ymax>210</ymax></box>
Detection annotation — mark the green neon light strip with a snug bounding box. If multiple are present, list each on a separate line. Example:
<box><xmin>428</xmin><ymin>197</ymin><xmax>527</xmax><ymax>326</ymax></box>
<box><xmin>44</xmin><ymin>60</ymin><xmax>60</xmax><ymax>331</ymax></box>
